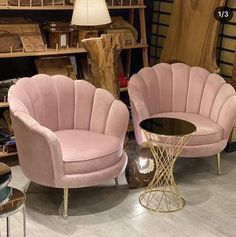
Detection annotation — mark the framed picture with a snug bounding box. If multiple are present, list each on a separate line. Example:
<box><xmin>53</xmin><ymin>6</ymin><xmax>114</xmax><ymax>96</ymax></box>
<box><xmin>21</xmin><ymin>35</ymin><xmax>45</xmax><ymax>52</ymax></box>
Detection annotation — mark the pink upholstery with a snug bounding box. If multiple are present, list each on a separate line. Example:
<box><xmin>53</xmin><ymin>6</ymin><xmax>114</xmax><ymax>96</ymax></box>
<box><xmin>152</xmin><ymin>113</ymin><xmax>223</xmax><ymax>146</ymax></box>
<box><xmin>55</xmin><ymin>130</ymin><xmax>122</xmax><ymax>175</ymax></box>
<box><xmin>128</xmin><ymin>63</ymin><xmax>236</xmax><ymax>157</ymax></box>
<box><xmin>8</xmin><ymin>75</ymin><xmax>129</xmax><ymax>188</ymax></box>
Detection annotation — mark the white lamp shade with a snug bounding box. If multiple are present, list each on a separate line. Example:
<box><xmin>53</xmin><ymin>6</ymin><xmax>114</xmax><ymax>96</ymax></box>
<box><xmin>71</xmin><ymin>0</ymin><xmax>112</xmax><ymax>26</ymax></box>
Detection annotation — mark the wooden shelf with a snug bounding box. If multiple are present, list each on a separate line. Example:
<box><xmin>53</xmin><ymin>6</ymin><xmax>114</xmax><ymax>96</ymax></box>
<box><xmin>0</xmin><ymin>102</ymin><xmax>9</xmax><ymax>108</ymax></box>
<box><xmin>0</xmin><ymin>151</ymin><xmax>17</xmax><ymax>158</ymax></box>
<box><xmin>0</xmin><ymin>44</ymin><xmax>148</xmax><ymax>58</ymax></box>
<box><xmin>109</xmin><ymin>5</ymin><xmax>146</xmax><ymax>10</ymax></box>
<box><xmin>122</xmin><ymin>44</ymin><xmax>148</xmax><ymax>50</ymax></box>
<box><xmin>120</xmin><ymin>87</ymin><xmax>128</xmax><ymax>92</ymax></box>
<box><xmin>0</xmin><ymin>5</ymin><xmax>146</xmax><ymax>10</ymax></box>
<box><xmin>0</xmin><ymin>47</ymin><xmax>86</xmax><ymax>58</ymax></box>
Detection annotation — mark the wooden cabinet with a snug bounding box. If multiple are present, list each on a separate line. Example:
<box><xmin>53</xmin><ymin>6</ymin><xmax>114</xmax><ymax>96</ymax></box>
<box><xmin>0</xmin><ymin>0</ymin><xmax>149</xmax><ymax>157</ymax></box>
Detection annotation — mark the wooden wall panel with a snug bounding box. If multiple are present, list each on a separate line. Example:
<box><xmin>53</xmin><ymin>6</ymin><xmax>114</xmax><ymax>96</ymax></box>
<box><xmin>150</xmin><ymin>0</ymin><xmax>236</xmax><ymax>144</ymax></box>
<box><xmin>160</xmin><ymin>0</ymin><xmax>225</xmax><ymax>73</ymax></box>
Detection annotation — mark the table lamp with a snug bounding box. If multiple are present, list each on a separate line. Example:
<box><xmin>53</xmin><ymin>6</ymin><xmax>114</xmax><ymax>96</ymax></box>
<box><xmin>71</xmin><ymin>0</ymin><xmax>111</xmax><ymax>28</ymax></box>
<box><xmin>71</xmin><ymin>0</ymin><xmax>122</xmax><ymax>99</ymax></box>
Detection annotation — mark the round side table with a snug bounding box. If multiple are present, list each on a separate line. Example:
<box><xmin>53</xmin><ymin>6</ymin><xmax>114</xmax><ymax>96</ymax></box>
<box><xmin>0</xmin><ymin>163</ymin><xmax>26</xmax><ymax>236</ymax></box>
<box><xmin>0</xmin><ymin>188</ymin><xmax>26</xmax><ymax>237</ymax></box>
<box><xmin>139</xmin><ymin>117</ymin><xmax>196</xmax><ymax>212</ymax></box>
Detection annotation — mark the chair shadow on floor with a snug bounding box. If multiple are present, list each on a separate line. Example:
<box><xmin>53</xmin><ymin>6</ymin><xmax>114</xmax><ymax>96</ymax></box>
<box><xmin>25</xmin><ymin>182</ymin><xmax>129</xmax><ymax>235</ymax></box>
<box><xmin>171</xmin><ymin>154</ymin><xmax>235</xmax><ymax>206</ymax></box>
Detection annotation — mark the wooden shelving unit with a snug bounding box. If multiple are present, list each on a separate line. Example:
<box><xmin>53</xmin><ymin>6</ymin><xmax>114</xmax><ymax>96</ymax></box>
<box><xmin>0</xmin><ymin>151</ymin><xmax>17</xmax><ymax>158</ymax></box>
<box><xmin>0</xmin><ymin>5</ymin><xmax>146</xmax><ymax>10</ymax></box>
<box><xmin>0</xmin><ymin>102</ymin><xmax>9</xmax><ymax>108</ymax></box>
<box><xmin>0</xmin><ymin>44</ymin><xmax>148</xmax><ymax>58</ymax></box>
<box><xmin>0</xmin><ymin>0</ymin><xmax>148</xmax><ymax>67</ymax></box>
<box><xmin>0</xmin><ymin>0</ymin><xmax>148</xmax><ymax>157</ymax></box>
<box><xmin>0</xmin><ymin>0</ymin><xmax>148</xmax><ymax>68</ymax></box>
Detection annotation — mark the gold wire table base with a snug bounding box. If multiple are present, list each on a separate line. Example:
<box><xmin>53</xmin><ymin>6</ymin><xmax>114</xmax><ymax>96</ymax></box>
<box><xmin>139</xmin><ymin>188</ymin><xmax>185</xmax><ymax>212</ymax></box>
<box><xmin>139</xmin><ymin>131</ymin><xmax>191</xmax><ymax>212</ymax></box>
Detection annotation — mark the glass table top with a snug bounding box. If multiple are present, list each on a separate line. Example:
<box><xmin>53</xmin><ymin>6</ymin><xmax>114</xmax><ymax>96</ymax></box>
<box><xmin>0</xmin><ymin>188</ymin><xmax>26</xmax><ymax>216</ymax></box>
<box><xmin>0</xmin><ymin>163</ymin><xmax>12</xmax><ymax>189</ymax></box>
<box><xmin>140</xmin><ymin>117</ymin><xmax>196</xmax><ymax>136</ymax></box>
<box><xmin>0</xmin><ymin>186</ymin><xmax>12</xmax><ymax>205</ymax></box>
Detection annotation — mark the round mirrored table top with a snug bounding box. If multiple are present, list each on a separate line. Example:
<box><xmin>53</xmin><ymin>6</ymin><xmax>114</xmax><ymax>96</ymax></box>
<box><xmin>0</xmin><ymin>188</ymin><xmax>26</xmax><ymax>216</ymax></box>
<box><xmin>0</xmin><ymin>186</ymin><xmax>12</xmax><ymax>205</ymax></box>
<box><xmin>140</xmin><ymin>117</ymin><xmax>196</xmax><ymax>136</ymax></box>
<box><xmin>0</xmin><ymin>163</ymin><xmax>12</xmax><ymax>189</ymax></box>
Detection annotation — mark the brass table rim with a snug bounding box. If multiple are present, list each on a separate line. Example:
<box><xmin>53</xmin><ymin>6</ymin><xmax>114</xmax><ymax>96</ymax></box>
<box><xmin>0</xmin><ymin>188</ymin><xmax>26</xmax><ymax>218</ymax></box>
<box><xmin>0</xmin><ymin>203</ymin><xmax>25</xmax><ymax>219</ymax></box>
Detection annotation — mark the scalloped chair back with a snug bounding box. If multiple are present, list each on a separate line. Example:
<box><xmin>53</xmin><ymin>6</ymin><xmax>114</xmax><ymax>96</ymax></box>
<box><xmin>128</xmin><ymin>63</ymin><xmax>236</xmax><ymax>162</ymax></box>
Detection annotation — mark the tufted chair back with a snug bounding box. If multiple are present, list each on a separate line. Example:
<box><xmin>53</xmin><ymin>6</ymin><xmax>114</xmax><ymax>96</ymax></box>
<box><xmin>8</xmin><ymin>75</ymin><xmax>128</xmax><ymax>188</ymax></box>
<box><xmin>129</xmin><ymin>63</ymin><xmax>236</xmax><ymax>142</ymax></box>
<box><xmin>9</xmin><ymin>74</ymin><xmax>124</xmax><ymax>139</ymax></box>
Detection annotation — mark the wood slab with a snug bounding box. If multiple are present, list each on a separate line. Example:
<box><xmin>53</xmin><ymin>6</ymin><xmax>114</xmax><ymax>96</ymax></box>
<box><xmin>228</xmin><ymin>49</ymin><xmax>236</xmax><ymax>143</ymax></box>
<box><xmin>230</xmin><ymin>49</ymin><xmax>236</xmax><ymax>90</ymax></box>
<box><xmin>160</xmin><ymin>0</ymin><xmax>226</xmax><ymax>73</ymax></box>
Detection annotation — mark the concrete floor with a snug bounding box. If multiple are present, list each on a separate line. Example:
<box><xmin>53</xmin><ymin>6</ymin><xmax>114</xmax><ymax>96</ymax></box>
<box><xmin>1</xmin><ymin>140</ymin><xmax>236</xmax><ymax>237</ymax></box>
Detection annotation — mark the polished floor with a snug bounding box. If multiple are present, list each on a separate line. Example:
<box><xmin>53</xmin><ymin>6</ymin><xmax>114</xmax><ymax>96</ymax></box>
<box><xmin>1</xmin><ymin>140</ymin><xmax>236</xmax><ymax>237</ymax></box>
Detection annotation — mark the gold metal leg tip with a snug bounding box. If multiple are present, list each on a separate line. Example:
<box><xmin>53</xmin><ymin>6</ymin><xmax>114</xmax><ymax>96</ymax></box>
<box><xmin>115</xmin><ymin>178</ymin><xmax>119</xmax><ymax>187</ymax></box>
<box><xmin>62</xmin><ymin>213</ymin><xmax>68</xmax><ymax>219</ymax></box>
<box><xmin>217</xmin><ymin>171</ymin><xmax>221</xmax><ymax>175</ymax></box>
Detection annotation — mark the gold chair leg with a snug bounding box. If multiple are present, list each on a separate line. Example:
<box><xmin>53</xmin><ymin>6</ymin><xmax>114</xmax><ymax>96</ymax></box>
<box><xmin>63</xmin><ymin>188</ymin><xmax>69</xmax><ymax>219</ymax></box>
<box><xmin>23</xmin><ymin>180</ymin><xmax>31</xmax><ymax>193</ymax></box>
<box><xmin>216</xmin><ymin>153</ymin><xmax>221</xmax><ymax>175</ymax></box>
<box><xmin>115</xmin><ymin>177</ymin><xmax>119</xmax><ymax>187</ymax></box>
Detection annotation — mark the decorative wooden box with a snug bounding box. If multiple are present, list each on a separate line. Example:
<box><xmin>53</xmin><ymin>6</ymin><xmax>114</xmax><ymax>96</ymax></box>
<box><xmin>44</xmin><ymin>22</ymin><xmax>74</xmax><ymax>49</ymax></box>
<box><xmin>0</xmin><ymin>23</ymin><xmax>45</xmax><ymax>53</ymax></box>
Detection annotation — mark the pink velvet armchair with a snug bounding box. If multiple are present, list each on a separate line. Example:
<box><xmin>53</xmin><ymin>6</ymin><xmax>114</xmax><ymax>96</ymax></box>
<box><xmin>8</xmin><ymin>74</ymin><xmax>129</xmax><ymax>218</ymax></box>
<box><xmin>128</xmin><ymin>63</ymin><xmax>236</xmax><ymax>175</ymax></box>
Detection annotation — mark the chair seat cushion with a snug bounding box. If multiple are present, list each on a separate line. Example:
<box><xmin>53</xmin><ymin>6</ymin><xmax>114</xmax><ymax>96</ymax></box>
<box><xmin>55</xmin><ymin>130</ymin><xmax>123</xmax><ymax>174</ymax></box>
<box><xmin>151</xmin><ymin>112</ymin><xmax>223</xmax><ymax>145</ymax></box>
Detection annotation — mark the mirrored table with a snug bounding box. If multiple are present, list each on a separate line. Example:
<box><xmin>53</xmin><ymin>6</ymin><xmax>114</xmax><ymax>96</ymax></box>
<box><xmin>139</xmin><ymin>117</ymin><xmax>196</xmax><ymax>212</ymax></box>
<box><xmin>0</xmin><ymin>163</ymin><xmax>26</xmax><ymax>236</ymax></box>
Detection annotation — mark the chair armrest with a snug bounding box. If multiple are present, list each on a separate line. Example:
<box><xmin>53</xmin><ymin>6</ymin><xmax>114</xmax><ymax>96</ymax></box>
<box><xmin>217</xmin><ymin>96</ymin><xmax>236</xmax><ymax>139</ymax></box>
<box><xmin>128</xmin><ymin>77</ymin><xmax>150</xmax><ymax>123</ymax></box>
<box><xmin>128</xmin><ymin>81</ymin><xmax>150</xmax><ymax>145</ymax></box>
<box><xmin>12</xmin><ymin>111</ymin><xmax>64</xmax><ymax>186</ymax></box>
<box><xmin>104</xmin><ymin>100</ymin><xmax>129</xmax><ymax>143</ymax></box>
<box><xmin>130</xmin><ymin>99</ymin><xmax>150</xmax><ymax>123</ymax></box>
